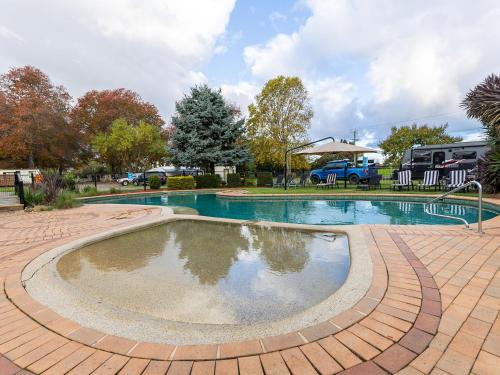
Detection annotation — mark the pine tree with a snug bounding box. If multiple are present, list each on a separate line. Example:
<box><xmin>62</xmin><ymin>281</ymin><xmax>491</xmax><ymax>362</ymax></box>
<box><xmin>170</xmin><ymin>85</ymin><xmax>250</xmax><ymax>173</ymax></box>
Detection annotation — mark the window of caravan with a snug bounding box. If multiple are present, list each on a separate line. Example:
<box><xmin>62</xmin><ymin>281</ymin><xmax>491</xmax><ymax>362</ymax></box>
<box><xmin>413</xmin><ymin>150</ymin><xmax>431</xmax><ymax>163</ymax></box>
<box><xmin>452</xmin><ymin>151</ymin><xmax>477</xmax><ymax>160</ymax></box>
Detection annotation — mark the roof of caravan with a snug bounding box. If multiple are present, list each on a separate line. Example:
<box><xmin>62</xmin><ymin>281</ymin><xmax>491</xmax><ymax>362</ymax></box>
<box><xmin>413</xmin><ymin>141</ymin><xmax>488</xmax><ymax>150</ymax></box>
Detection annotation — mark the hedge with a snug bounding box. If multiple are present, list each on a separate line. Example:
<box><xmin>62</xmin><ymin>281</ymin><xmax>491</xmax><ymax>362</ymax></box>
<box><xmin>195</xmin><ymin>174</ymin><xmax>221</xmax><ymax>189</ymax></box>
<box><xmin>226</xmin><ymin>173</ymin><xmax>241</xmax><ymax>187</ymax></box>
<box><xmin>256</xmin><ymin>172</ymin><xmax>273</xmax><ymax>187</ymax></box>
<box><xmin>167</xmin><ymin>176</ymin><xmax>195</xmax><ymax>190</ymax></box>
<box><xmin>243</xmin><ymin>178</ymin><xmax>257</xmax><ymax>187</ymax></box>
<box><xmin>148</xmin><ymin>175</ymin><xmax>162</xmax><ymax>189</ymax></box>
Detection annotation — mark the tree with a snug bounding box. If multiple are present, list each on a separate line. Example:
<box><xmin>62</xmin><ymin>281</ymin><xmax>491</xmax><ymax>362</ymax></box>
<box><xmin>461</xmin><ymin>74</ymin><xmax>500</xmax><ymax>193</ymax></box>
<box><xmin>71</xmin><ymin>88</ymin><xmax>164</xmax><ymax>162</ymax></box>
<box><xmin>378</xmin><ymin>124</ymin><xmax>462</xmax><ymax>167</ymax></box>
<box><xmin>247</xmin><ymin>76</ymin><xmax>313</xmax><ymax>170</ymax></box>
<box><xmin>169</xmin><ymin>85</ymin><xmax>250</xmax><ymax>173</ymax></box>
<box><xmin>0</xmin><ymin>66</ymin><xmax>76</xmax><ymax>169</ymax></box>
<box><xmin>92</xmin><ymin>119</ymin><xmax>167</xmax><ymax>172</ymax></box>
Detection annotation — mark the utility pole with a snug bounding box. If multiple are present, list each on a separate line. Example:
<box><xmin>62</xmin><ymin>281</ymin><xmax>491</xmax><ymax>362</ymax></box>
<box><xmin>352</xmin><ymin>129</ymin><xmax>358</xmax><ymax>145</ymax></box>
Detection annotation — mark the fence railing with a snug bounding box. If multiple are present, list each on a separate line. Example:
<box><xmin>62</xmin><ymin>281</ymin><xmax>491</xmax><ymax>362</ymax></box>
<box><xmin>0</xmin><ymin>173</ymin><xmax>16</xmax><ymax>197</ymax></box>
<box><xmin>0</xmin><ymin>172</ymin><xmax>26</xmax><ymax>207</ymax></box>
<box><xmin>14</xmin><ymin>172</ymin><xmax>26</xmax><ymax>207</ymax></box>
<box><xmin>252</xmin><ymin>166</ymin><xmax>478</xmax><ymax>191</ymax></box>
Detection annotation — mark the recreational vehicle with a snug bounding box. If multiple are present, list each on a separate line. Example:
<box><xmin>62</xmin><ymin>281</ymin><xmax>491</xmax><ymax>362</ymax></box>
<box><xmin>401</xmin><ymin>141</ymin><xmax>489</xmax><ymax>179</ymax></box>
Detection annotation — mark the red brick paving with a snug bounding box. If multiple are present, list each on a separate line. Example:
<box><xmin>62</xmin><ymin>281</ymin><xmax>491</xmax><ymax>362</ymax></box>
<box><xmin>0</xmin><ymin>203</ymin><xmax>498</xmax><ymax>374</ymax></box>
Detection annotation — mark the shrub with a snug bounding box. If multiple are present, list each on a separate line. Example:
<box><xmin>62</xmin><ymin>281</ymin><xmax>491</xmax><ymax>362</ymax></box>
<box><xmin>478</xmin><ymin>147</ymin><xmax>500</xmax><ymax>193</ymax></box>
<box><xmin>82</xmin><ymin>185</ymin><xmax>98</xmax><ymax>195</ymax></box>
<box><xmin>53</xmin><ymin>191</ymin><xmax>82</xmax><ymax>209</ymax></box>
<box><xmin>256</xmin><ymin>172</ymin><xmax>273</xmax><ymax>187</ymax></box>
<box><xmin>148</xmin><ymin>175</ymin><xmax>162</xmax><ymax>189</ymax></box>
<box><xmin>167</xmin><ymin>176</ymin><xmax>195</xmax><ymax>190</ymax></box>
<box><xmin>25</xmin><ymin>188</ymin><xmax>44</xmax><ymax>205</ymax></box>
<box><xmin>243</xmin><ymin>178</ymin><xmax>257</xmax><ymax>187</ymax></box>
<box><xmin>194</xmin><ymin>174</ymin><xmax>221</xmax><ymax>189</ymax></box>
<box><xmin>64</xmin><ymin>172</ymin><xmax>77</xmax><ymax>191</ymax></box>
<box><xmin>109</xmin><ymin>187</ymin><xmax>121</xmax><ymax>194</ymax></box>
<box><xmin>41</xmin><ymin>169</ymin><xmax>64</xmax><ymax>204</ymax></box>
<box><xmin>226</xmin><ymin>173</ymin><xmax>241</xmax><ymax>187</ymax></box>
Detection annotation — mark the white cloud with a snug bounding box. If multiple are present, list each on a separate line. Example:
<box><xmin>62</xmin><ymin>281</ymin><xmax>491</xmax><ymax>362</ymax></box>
<box><xmin>461</xmin><ymin>132</ymin><xmax>486</xmax><ymax>142</ymax></box>
<box><xmin>244</xmin><ymin>33</ymin><xmax>303</xmax><ymax>79</ymax></box>
<box><xmin>220</xmin><ymin>81</ymin><xmax>259</xmax><ymax>116</ymax></box>
<box><xmin>0</xmin><ymin>0</ymin><xmax>235</xmax><ymax>117</ymax></box>
<box><xmin>0</xmin><ymin>25</ymin><xmax>22</xmax><ymax>41</ymax></box>
<box><xmin>238</xmin><ymin>0</ymin><xmax>500</xmax><ymax>139</ymax></box>
<box><xmin>356</xmin><ymin>131</ymin><xmax>376</xmax><ymax>148</ymax></box>
<box><xmin>269</xmin><ymin>11</ymin><xmax>287</xmax><ymax>27</ymax></box>
<box><xmin>307</xmin><ymin>77</ymin><xmax>355</xmax><ymax>114</ymax></box>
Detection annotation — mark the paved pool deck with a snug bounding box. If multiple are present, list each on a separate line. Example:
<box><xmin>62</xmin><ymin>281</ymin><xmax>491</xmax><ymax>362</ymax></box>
<box><xmin>0</xmin><ymin>202</ymin><xmax>499</xmax><ymax>374</ymax></box>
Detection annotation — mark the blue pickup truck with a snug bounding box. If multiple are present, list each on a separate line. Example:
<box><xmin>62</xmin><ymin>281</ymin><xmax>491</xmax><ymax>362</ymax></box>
<box><xmin>310</xmin><ymin>160</ymin><xmax>375</xmax><ymax>184</ymax></box>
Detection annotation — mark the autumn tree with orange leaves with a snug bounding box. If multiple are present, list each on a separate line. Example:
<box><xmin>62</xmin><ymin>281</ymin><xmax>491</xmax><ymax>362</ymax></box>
<box><xmin>0</xmin><ymin>66</ymin><xmax>77</xmax><ymax>169</ymax></box>
<box><xmin>71</xmin><ymin>89</ymin><xmax>164</xmax><ymax>162</ymax></box>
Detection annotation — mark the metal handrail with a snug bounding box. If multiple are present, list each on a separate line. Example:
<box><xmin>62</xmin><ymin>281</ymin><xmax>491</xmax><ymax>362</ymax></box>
<box><xmin>424</xmin><ymin>180</ymin><xmax>483</xmax><ymax>233</ymax></box>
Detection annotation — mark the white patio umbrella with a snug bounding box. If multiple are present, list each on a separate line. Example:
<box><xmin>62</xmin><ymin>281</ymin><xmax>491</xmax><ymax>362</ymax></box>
<box><xmin>293</xmin><ymin>141</ymin><xmax>378</xmax><ymax>188</ymax></box>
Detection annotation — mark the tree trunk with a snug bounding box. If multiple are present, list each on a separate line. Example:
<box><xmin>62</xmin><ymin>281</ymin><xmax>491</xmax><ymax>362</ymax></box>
<box><xmin>28</xmin><ymin>152</ymin><xmax>34</xmax><ymax>169</ymax></box>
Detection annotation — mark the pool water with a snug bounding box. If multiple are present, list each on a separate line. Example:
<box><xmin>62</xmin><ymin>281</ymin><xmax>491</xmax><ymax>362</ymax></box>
<box><xmin>57</xmin><ymin>220</ymin><xmax>350</xmax><ymax>324</ymax></box>
<box><xmin>91</xmin><ymin>193</ymin><xmax>496</xmax><ymax>225</ymax></box>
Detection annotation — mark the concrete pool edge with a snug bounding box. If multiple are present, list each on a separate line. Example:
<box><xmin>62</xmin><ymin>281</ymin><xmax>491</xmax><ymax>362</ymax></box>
<box><xmin>21</xmin><ymin>207</ymin><xmax>373</xmax><ymax>346</ymax></box>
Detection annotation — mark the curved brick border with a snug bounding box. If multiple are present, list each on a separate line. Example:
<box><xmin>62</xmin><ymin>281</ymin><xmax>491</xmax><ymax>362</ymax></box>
<box><xmin>3</xmin><ymin>202</ymin><xmax>499</xmax><ymax>374</ymax></box>
<box><xmin>5</xmin><ymin>221</ymin><xmax>382</xmax><ymax>362</ymax></box>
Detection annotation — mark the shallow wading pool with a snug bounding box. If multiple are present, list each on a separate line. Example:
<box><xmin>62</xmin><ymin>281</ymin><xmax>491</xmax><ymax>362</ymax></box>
<box><xmin>24</xmin><ymin>219</ymin><xmax>363</xmax><ymax>344</ymax></box>
<box><xmin>87</xmin><ymin>192</ymin><xmax>497</xmax><ymax>225</ymax></box>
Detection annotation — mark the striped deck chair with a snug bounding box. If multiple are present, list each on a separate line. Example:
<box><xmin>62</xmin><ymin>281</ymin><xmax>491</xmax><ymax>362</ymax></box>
<box><xmin>417</xmin><ymin>170</ymin><xmax>440</xmax><ymax>191</ymax></box>
<box><xmin>444</xmin><ymin>170</ymin><xmax>467</xmax><ymax>190</ymax></box>
<box><xmin>391</xmin><ymin>170</ymin><xmax>413</xmax><ymax>190</ymax></box>
<box><xmin>286</xmin><ymin>175</ymin><xmax>298</xmax><ymax>188</ymax></box>
<box><xmin>316</xmin><ymin>173</ymin><xmax>337</xmax><ymax>189</ymax></box>
<box><xmin>298</xmin><ymin>172</ymin><xmax>310</xmax><ymax>187</ymax></box>
<box><xmin>273</xmin><ymin>175</ymin><xmax>284</xmax><ymax>188</ymax></box>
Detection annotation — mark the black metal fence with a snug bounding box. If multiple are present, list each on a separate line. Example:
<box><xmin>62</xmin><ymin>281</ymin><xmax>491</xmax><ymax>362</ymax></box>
<box><xmin>0</xmin><ymin>172</ymin><xmax>26</xmax><ymax>206</ymax></box>
<box><xmin>252</xmin><ymin>165</ymin><xmax>476</xmax><ymax>190</ymax></box>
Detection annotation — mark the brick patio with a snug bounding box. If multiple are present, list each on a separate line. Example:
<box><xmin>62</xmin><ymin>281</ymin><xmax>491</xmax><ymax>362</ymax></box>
<box><xmin>0</xmin><ymin>203</ymin><xmax>499</xmax><ymax>374</ymax></box>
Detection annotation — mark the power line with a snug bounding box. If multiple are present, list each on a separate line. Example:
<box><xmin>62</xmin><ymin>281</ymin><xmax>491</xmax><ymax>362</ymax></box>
<box><xmin>360</xmin><ymin>110</ymin><xmax>464</xmax><ymax>130</ymax></box>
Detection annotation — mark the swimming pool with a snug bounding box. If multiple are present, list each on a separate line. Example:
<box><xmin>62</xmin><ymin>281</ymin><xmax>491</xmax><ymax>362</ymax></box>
<box><xmin>88</xmin><ymin>193</ymin><xmax>497</xmax><ymax>225</ymax></box>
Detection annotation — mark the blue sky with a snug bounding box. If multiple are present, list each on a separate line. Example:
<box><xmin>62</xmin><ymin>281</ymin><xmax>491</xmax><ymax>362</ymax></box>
<box><xmin>1</xmin><ymin>0</ymin><xmax>498</xmax><ymax>147</ymax></box>
<box><xmin>205</xmin><ymin>0</ymin><xmax>311</xmax><ymax>84</ymax></box>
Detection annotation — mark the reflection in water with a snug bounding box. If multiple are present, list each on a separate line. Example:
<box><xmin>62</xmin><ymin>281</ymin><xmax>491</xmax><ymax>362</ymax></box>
<box><xmin>174</xmin><ymin>221</ymin><xmax>249</xmax><ymax>285</ymax></box>
<box><xmin>57</xmin><ymin>220</ymin><xmax>350</xmax><ymax>324</ymax></box>
<box><xmin>253</xmin><ymin>228</ymin><xmax>309</xmax><ymax>273</ymax></box>
<box><xmin>58</xmin><ymin>225</ymin><xmax>169</xmax><ymax>279</ymax></box>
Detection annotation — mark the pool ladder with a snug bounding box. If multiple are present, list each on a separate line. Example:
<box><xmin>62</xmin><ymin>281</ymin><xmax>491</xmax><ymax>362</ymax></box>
<box><xmin>424</xmin><ymin>181</ymin><xmax>483</xmax><ymax>233</ymax></box>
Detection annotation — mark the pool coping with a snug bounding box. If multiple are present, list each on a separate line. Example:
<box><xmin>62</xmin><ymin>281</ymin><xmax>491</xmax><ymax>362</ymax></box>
<box><xmin>21</xmin><ymin>211</ymin><xmax>372</xmax><ymax>346</ymax></box>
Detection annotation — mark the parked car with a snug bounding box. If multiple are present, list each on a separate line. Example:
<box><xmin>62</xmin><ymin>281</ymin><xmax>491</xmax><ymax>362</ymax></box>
<box><xmin>116</xmin><ymin>172</ymin><xmax>138</xmax><ymax>186</ymax></box>
<box><xmin>310</xmin><ymin>159</ymin><xmax>376</xmax><ymax>184</ymax></box>
<box><xmin>133</xmin><ymin>172</ymin><xmax>167</xmax><ymax>186</ymax></box>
